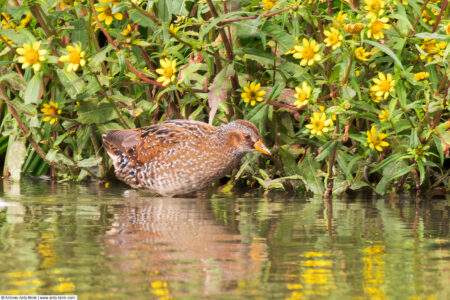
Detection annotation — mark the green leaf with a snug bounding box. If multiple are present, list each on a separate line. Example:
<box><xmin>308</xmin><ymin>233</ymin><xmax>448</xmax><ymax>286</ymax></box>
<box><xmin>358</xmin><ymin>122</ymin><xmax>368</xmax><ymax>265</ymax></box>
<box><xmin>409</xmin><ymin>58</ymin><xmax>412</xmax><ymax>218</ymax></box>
<box><xmin>89</xmin><ymin>44</ymin><xmax>113</xmax><ymax>69</ymax></box>
<box><xmin>23</xmin><ymin>72</ymin><xmax>42</xmax><ymax>104</ymax></box>
<box><xmin>166</xmin><ymin>0</ymin><xmax>188</xmax><ymax>16</ymax></box>
<box><xmin>375</xmin><ymin>160</ymin><xmax>413</xmax><ymax>194</ymax></box>
<box><xmin>417</xmin><ymin>161</ymin><xmax>425</xmax><ymax>185</ymax></box>
<box><xmin>298</xmin><ymin>151</ymin><xmax>325</xmax><ymax>195</ymax></box>
<box><xmin>370</xmin><ymin>153</ymin><xmax>404</xmax><ymax>173</ymax></box>
<box><xmin>77</xmin><ymin>102</ymin><xmax>118</xmax><ymax>124</ymax></box>
<box><xmin>71</xmin><ymin>18</ymin><xmax>87</xmax><ymax>48</ymax></box>
<box><xmin>396</xmin><ymin>81</ymin><xmax>407</xmax><ymax>107</ymax></box>
<box><xmin>56</xmin><ymin>69</ymin><xmax>86</xmax><ymax>99</ymax></box>
<box><xmin>315</xmin><ymin>140</ymin><xmax>338</xmax><ymax>162</ymax></box>
<box><xmin>415</xmin><ymin>32</ymin><xmax>449</xmax><ymax>40</ymax></box>
<box><xmin>410</xmin><ymin>129</ymin><xmax>419</xmax><ymax>148</ymax></box>
<box><xmin>364</xmin><ymin>40</ymin><xmax>404</xmax><ymax>70</ymax></box>
<box><xmin>433</xmin><ymin>134</ymin><xmax>444</xmax><ymax>165</ymax></box>
<box><xmin>199</xmin><ymin>11</ymin><xmax>244</xmax><ymax>41</ymax></box>
<box><xmin>208</xmin><ymin>64</ymin><xmax>234</xmax><ymax>124</ymax></box>
<box><xmin>77</xmin><ymin>157</ymin><xmax>99</xmax><ymax>168</ymax></box>
<box><xmin>260</xmin><ymin>23</ymin><xmax>297</xmax><ymax>54</ymax></box>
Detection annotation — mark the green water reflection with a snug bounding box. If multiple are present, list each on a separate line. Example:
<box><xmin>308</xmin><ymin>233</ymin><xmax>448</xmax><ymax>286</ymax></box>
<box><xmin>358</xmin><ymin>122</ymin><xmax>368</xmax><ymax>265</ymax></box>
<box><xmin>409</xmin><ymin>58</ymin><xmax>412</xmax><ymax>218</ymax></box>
<box><xmin>0</xmin><ymin>180</ymin><xmax>448</xmax><ymax>299</ymax></box>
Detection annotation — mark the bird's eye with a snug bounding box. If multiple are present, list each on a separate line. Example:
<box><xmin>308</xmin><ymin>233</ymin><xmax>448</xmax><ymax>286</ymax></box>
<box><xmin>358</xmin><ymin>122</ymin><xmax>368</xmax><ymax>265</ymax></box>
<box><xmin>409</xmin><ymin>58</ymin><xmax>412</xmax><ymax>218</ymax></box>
<box><xmin>244</xmin><ymin>134</ymin><xmax>251</xmax><ymax>140</ymax></box>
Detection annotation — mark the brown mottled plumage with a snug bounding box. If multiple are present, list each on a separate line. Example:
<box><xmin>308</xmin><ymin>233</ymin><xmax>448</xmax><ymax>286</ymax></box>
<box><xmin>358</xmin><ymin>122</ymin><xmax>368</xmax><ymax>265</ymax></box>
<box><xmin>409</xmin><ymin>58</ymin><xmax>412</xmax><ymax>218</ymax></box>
<box><xmin>102</xmin><ymin>119</ymin><xmax>270</xmax><ymax>196</ymax></box>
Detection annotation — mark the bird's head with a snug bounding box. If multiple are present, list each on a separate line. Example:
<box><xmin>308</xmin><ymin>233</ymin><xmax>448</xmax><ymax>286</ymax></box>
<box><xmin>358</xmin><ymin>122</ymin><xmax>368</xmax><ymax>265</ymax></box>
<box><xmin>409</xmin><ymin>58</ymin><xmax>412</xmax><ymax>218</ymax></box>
<box><xmin>220</xmin><ymin>120</ymin><xmax>271</xmax><ymax>156</ymax></box>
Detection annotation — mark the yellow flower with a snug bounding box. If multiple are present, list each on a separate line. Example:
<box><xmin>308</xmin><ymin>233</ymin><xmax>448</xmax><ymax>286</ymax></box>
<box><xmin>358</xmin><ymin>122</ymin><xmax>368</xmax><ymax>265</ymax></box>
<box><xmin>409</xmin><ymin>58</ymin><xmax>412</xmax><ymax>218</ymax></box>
<box><xmin>121</xmin><ymin>24</ymin><xmax>132</xmax><ymax>36</ymax></box>
<box><xmin>1</xmin><ymin>35</ymin><xmax>13</xmax><ymax>44</ymax></box>
<box><xmin>305</xmin><ymin>112</ymin><xmax>333</xmax><ymax>136</ymax></box>
<box><xmin>420</xmin><ymin>39</ymin><xmax>447</xmax><ymax>62</ymax></box>
<box><xmin>293</xmin><ymin>38</ymin><xmax>321</xmax><ymax>66</ymax></box>
<box><xmin>96</xmin><ymin>3</ymin><xmax>123</xmax><ymax>26</ymax></box>
<box><xmin>58</xmin><ymin>0</ymin><xmax>77</xmax><ymax>10</ymax></box>
<box><xmin>446</xmin><ymin>24</ymin><xmax>450</xmax><ymax>35</ymax></box>
<box><xmin>41</xmin><ymin>102</ymin><xmax>62</xmax><ymax>125</ymax></box>
<box><xmin>355</xmin><ymin>70</ymin><xmax>360</xmax><ymax>77</ymax></box>
<box><xmin>156</xmin><ymin>58</ymin><xmax>177</xmax><ymax>86</ymax></box>
<box><xmin>334</xmin><ymin>11</ymin><xmax>348</xmax><ymax>27</ymax></box>
<box><xmin>241</xmin><ymin>82</ymin><xmax>266</xmax><ymax>106</ymax></box>
<box><xmin>324</xmin><ymin>28</ymin><xmax>343</xmax><ymax>50</ymax></box>
<box><xmin>16</xmin><ymin>42</ymin><xmax>47</xmax><ymax>72</ymax></box>
<box><xmin>363</xmin><ymin>0</ymin><xmax>386</xmax><ymax>21</ymax></box>
<box><xmin>17</xmin><ymin>12</ymin><xmax>32</xmax><ymax>29</ymax></box>
<box><xmin>414</xmin><ymin>72</ymin><xmax>429</xmax><ymax>81</ymax></box>
<box><xmin>355</xmin><ymin>46</ymin><xmax>371</xmax><ymax>61</ymax></box>
<box><xmin>293</xmin><ymin>82</ymin><xmax>312</xmax><ymax>108</ymax></box>
<box><xmin>367</xmin><ymin>17</ymin><xmax>390</xmax><ymax>40</ymax></box>
<box><xmin>262</xmin><ymin>0</ymin><xmax>277</xmax><ymax>10</ymax></box>
<box><xmin>422</xmin><ymin>6</ymin><xmax>438</xmax><ymax>25</ymax></box>
<box><xmin>370</xmin><ymin>90</ymin><xmax>382</xmax><ymax>103</ymax></box>
<box><xmin>58</xmin><ymin>44</ymin><xmax>86</xmax><ymax>72</ymax></box>
<box><xmin>1</xmin><ymin>12</ymin><xmax>16</xmax><ymax>29</ymax></box>
<box><xmin>378</xmin><ymin>109</ymin><xmax>389</xmax><ymax>122</ymax></box>
<box><xmin>169</xmin><ymin>23</ymin><xmax>180</xmax><ymax>35</ymax></box>
<box><xmin>370</xmin><ymin>72</ymin><xmax>395</xmax><ymax>100</ymax></box>
<box><xmin>366</xmin><ymin>126</ymin><xmax>389</xmax><ymax>151</ymax></box>
<box><xmin>344</xmin><ymin>23</ymin><xmax>365</xmax><ymax>34</ymax></box>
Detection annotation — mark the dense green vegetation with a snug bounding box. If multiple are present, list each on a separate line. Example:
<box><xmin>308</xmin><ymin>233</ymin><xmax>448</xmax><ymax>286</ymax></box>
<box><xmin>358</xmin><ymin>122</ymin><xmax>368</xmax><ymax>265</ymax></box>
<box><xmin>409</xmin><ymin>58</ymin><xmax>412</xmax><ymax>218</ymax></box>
<box><xmin>0</xmin><ymin>0</ymin><xmax>448</xmax><ymax>196</ymax></box>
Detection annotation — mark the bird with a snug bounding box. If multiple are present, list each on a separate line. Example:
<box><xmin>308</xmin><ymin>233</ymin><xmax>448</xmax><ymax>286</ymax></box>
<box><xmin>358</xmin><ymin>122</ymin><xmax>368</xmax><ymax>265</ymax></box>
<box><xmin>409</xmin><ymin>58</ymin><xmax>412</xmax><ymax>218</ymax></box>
<box><xmin>102</xmin><ymin>119</ymin><xmax>271</xmax><ymax>196</ymax></box>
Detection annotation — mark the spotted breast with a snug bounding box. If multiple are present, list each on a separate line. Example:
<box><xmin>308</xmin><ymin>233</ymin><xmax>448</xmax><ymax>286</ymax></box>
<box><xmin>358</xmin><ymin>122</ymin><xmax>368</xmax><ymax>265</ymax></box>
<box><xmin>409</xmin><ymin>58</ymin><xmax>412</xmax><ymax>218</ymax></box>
<box><xmin>102</xmin><ymin>119</ymin><xmax>270</xmax><ymax>196</ymax></box>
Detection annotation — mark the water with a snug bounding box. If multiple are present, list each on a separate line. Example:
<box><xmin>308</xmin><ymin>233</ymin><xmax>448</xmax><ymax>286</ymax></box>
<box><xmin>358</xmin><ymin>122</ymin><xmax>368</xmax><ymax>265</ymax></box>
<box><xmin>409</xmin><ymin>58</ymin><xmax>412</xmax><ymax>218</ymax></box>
<box><xmin>0</xmin><ymin>180</ymin><xmax>449</xmax><ymax>299</ymax></box>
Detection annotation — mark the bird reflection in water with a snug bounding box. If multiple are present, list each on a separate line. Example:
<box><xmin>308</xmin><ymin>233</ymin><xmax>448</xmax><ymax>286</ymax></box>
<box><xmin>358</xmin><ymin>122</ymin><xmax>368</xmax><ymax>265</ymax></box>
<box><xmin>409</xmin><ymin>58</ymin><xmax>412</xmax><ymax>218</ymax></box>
<box><xmin>102</xmin><ymin>194</ymin><xmax>256</xmax><ymax>297</ymax></box>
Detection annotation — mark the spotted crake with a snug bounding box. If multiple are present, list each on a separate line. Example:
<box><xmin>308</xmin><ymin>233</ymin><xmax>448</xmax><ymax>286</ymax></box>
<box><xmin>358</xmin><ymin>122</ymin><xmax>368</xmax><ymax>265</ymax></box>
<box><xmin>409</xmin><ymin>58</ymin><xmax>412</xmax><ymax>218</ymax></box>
<box><xmin>102</xmin><ymin>119</ymin><xmax>270</xmax><ymax>196</ymax></box>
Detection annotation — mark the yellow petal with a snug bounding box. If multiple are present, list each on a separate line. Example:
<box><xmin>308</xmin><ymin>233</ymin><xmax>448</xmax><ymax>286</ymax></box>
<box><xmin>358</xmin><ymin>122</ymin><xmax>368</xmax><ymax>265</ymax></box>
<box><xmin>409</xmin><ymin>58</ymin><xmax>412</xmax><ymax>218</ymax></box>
<box><xmin>59</xmin><ymin>55</ymin><xmax>69</xmax><ymax>62</ymax></box>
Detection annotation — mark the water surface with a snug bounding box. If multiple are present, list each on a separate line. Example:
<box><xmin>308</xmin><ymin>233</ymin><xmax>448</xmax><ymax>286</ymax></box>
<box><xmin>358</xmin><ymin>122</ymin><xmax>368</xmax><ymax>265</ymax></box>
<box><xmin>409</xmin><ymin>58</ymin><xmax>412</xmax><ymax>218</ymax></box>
<box><xmin>0</xmin><ymin>180</ymin><xmax>449</xmax><ymax>299</ymax></box>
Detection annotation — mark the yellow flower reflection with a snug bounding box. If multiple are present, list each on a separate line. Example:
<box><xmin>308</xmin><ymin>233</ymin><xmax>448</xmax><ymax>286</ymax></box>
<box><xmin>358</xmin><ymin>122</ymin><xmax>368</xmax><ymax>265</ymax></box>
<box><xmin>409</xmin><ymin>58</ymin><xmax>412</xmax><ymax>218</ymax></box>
<box><xmin>241</xmin><ymin>82</ymin><xmax>266</xmax><ymax>106</ymax></box>
<box><xmin>293</xmin><ymin>38</ymin><xmax>321</xmax><ymax>66</ymax></box>
<box><xmin>41</xmin><ymin>102</ymin><xmax>62</xmax><ymax>125</ymax></box>
<box><xmin>16</xmin><ymin>42</ymin><xmax>47</xmax><ymax>72</ymax></box>
<box><xmin>150</xmin><ymin>281</ymin><xmax>171</xmax><ymax>297</ymax></box>
<box><xmin>367</xmin><ymin>126</ymin><xmax>389</xmax><ymax>151</ymax></box>
<box><xmin>58</xmin><ymin>44</ymin><xmax>86</xmax><ymax>72</ymax></box>
<box><xmin>363</xmin><ymin>244</ymin><xmax>386</xmax><ymax>299</ymax></box>
<box><xmin>293</xmin><ymin>82</ymin><xmax>312</xmax><ymax>108</ymax></box>
<box><xmin>156</xmin><ymin>58</ymin><xmax>177</xmax><ymax>86</ymax></box>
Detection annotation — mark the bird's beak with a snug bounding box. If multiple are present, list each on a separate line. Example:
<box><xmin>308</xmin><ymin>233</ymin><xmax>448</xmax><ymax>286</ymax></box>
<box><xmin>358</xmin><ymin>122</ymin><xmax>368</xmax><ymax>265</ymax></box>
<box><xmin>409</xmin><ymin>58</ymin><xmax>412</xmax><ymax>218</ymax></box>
<box><xmin>254</xmin><ymin>139</ymin><xmax>271</xmax><ymax>155</ymax></box>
